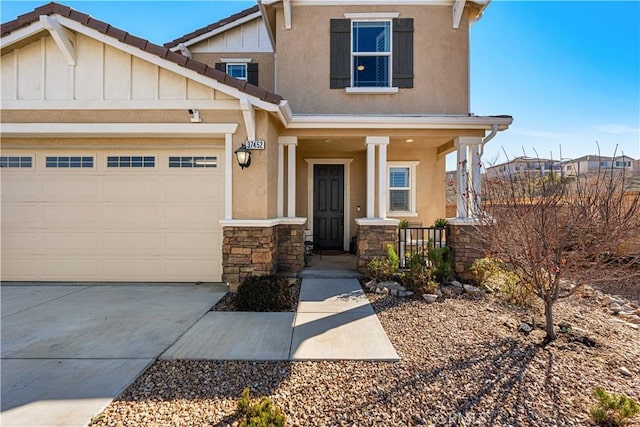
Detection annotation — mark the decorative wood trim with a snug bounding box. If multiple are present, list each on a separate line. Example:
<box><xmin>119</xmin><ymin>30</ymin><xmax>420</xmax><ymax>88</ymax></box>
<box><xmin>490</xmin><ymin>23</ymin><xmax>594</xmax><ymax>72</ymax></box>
<box><xmin>39</xmin><ymin>15</ymin><xmax>76</xmax><ymax>66</ymax></box>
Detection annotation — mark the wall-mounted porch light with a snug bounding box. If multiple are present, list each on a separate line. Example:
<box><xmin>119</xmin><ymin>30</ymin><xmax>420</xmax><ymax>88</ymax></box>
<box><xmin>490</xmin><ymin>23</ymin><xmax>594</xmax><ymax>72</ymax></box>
<box><xmin>234</xmin><ymin>144</ymin><xmax>252</xmax><ymax>169</ymax></box>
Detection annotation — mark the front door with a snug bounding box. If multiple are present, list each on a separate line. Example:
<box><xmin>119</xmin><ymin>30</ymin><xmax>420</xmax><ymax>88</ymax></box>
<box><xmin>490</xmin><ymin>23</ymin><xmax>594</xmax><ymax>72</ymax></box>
<box><xmin>313</xmin><ymin>164</ymin><xmax>344</xmax><ymax>250</ymax></box>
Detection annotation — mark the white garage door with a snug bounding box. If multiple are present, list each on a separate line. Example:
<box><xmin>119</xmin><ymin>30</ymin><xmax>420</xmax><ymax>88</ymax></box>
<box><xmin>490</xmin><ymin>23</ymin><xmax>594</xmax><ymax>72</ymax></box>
<box><xmin>1</xmin><ymin>149</ymin><xmax>224</xmax><ymax>282</ymax></box>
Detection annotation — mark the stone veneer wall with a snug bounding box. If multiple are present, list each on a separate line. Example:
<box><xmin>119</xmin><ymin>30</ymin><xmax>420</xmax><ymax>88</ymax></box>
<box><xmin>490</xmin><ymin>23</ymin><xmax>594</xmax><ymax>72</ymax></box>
<box><xmin>447</xmin><ymin>223</ymin><xmax>485</xmax><ymax>281</ymax></box>
<box><xmin>222</xmin><ymin>226</ymin><xmax>277</xmax><ymax>287</ymax></box>
<box><xmin>357</xmin><ymin>224</ymin><xmax>398</xmax><ymax>272</ymax></box>
<box><xmin>276</xmin><ymin>223</ymin><xmax>305</xmax><ymax>273</ymax></box>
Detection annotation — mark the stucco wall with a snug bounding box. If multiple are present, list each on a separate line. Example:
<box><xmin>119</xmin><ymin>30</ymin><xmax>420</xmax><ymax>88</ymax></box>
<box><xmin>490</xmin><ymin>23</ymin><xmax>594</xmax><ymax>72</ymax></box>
<box><xmin>275</xmin><ymin>5</ymin><xmax>470</xmax><ymax>114</ymax></box>
<box><xmin>191</xmin><ymin>52</ymin><xmax>276</xmax><ymax>92</ymax></box>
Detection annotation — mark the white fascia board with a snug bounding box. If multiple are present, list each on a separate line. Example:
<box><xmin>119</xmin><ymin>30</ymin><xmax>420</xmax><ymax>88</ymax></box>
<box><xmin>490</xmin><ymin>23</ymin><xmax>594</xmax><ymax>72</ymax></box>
<box><xmin>169</xmin><ymin>11</ymin><xmax>263</xmax><ymax>50</ymax></box>
<box><xmin>1</xmin><ymin>123</ymin><xmax>239</xmax><ymax>138</ymax></box>
<box><xmin>0</xmin><ymin>99</ymin><xmax>240</xmax><ymax>110</ymax></box>
<box><xmin>285</xmin><ymin>115</ymin><xmax>512</xmax><ymax>130</ymax></box>
<box><xmin>0</xmin><ymin>21</ymin><xmax>45</xmax><ymax>48</ymax></box>
<box><xmin>55</xmin><ymin>15</ymin><xmax>279</xmax><ymax>113</ymax></box>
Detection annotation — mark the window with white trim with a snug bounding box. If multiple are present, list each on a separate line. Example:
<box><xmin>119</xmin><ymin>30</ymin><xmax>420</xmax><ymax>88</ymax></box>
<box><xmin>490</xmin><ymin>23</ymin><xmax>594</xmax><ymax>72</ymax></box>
<box><xmin>388</xmin><ymin>161</ymin><xmax>419</xmax><ymax>215</ymax></box>
<box><xmin>107</xmin><ymin>156</ymin><xmax>155</xmax><ymax>168</ymax></box>
<box><xmin>0</xmin><ymin>156</ymin><xmax>32</xmax><ymax>168</ymax></box>
<box><xmin>46</xmin><ymin>156</ymin><xmax>93</xmax><ymax>168</ymax></box>
<box><xmin>226</xmin><ymin>63</ymin><xmax>247</xmax><ymax>81</ymax></box>
<box><xmin>352</xmin><ymin>21</ymin><xmax>391</xmax><ymax>87</ymax></box>
<box><xmin>168</xmin><ymin>156</ymin><xmax>217</xmax><ymax>168</ymax></box>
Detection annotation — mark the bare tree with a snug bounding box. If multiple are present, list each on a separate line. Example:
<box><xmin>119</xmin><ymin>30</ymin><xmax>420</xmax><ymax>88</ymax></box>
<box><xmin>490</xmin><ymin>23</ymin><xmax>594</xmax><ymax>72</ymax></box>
<box><xmin>475</xmin><ymin>149</ymin><xmax>640</xmax><ymax>341</ymax></box>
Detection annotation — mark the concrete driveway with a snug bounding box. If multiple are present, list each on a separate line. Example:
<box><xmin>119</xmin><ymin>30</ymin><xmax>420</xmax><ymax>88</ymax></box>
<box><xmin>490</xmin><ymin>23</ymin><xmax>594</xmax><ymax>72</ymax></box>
<box><xmin>0</xmin><ymin>283</ymin><xmax>226</xmax><ymax>427</ymax></box>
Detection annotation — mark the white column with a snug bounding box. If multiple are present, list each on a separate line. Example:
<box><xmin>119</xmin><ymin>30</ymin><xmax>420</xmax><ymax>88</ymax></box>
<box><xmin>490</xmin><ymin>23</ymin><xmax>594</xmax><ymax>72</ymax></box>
<box><xmin>279</xmin><ymin>136</ymin><xmax>298</xmax><ymax>218</ymax></box>
<box><xmin>377</xmin><ymin>138</ymin><xmax>389</xmax><ymax>219</ymax></box>
<box><xmin>287</xmin><ymin>142</ymin><xmax>297</xmax><ymax>217</ymax></box>
<box><xmin>471</xmin><ymin>143</ymin><xmax>483</xmax><ymax>216</ymax></box>
<box><xmin>455</xmin><ymin>140</ymin><xmax>469</xmax><ymax>219</ymax></box>
<box><xmin>277</xmin><ymin>142</ymin><xmax>284</xmax><ymax>217</ymax></box>
<box><xmin>366</xmin><ymin>139</ymin><xmax>376</xmax><ymax>218</ymax></box>
<box><xmin>224</xmin><ymin>133</ymin><xmax>233</xmax><ymax>220</ymax></box>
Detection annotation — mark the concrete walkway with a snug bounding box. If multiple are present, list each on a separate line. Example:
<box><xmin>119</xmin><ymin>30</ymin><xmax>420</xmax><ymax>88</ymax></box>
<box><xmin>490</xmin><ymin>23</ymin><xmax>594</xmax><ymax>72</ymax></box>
<box><xmin>162</xmin><ymin>271</ymin><xmax>399</xmax><ymax>361</ymax></box>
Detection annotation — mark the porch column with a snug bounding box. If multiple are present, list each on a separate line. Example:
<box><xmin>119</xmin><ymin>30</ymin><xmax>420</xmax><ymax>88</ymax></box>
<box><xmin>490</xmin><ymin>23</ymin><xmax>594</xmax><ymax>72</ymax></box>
<box><xmin>366</xmin><ymin>139</ymin><xmax>376</xmax><ymax>218</ymax></box>
<box><xmin>454</xmin><ymin>136</ymin><xmax>483</xmax><ymax>219</ymax></box>
<box><xmin>470</xmin><ymin>143</ymin><xmax>483</xmax><ymax>216</ymax></box>
<box><xmin>224</xmin><ymin>133</ymin><xmax>233</xmax><ymax>220</ymax></box>
<box><xmin>279</xmin><ymin>136</ymin><xmax>298</xmax><ymax>218</ymax></box>
<box><xmin>277</xmin><ymin>142</ymin><xmax>284</xmax><ymax>217</ymax></box>
<box><xmin>377</xmin><ymin>137</ymin><xmax>389</xmax><ymax>219</ymax></box>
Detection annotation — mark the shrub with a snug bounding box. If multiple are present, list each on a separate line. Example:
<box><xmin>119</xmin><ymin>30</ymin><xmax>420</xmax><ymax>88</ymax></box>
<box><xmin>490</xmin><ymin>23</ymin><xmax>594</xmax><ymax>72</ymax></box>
<box><xmin>236</xmin><ymin>275</ymin><xmax>291</xmax><ymax>312</ymax></box>
<box><xmin>470</xmin><ymin>257</ymin><xmax>534</xmax><ymax>307</ymax></box>
<box><xmin>237</xmin><ymin>388</ymin><xmax>286</xmax><ymax>427</ymax></box>
<box><xmin>590</xmin><ymin>387</ymin><xmax>640</xmax><ymax>426</ymax></box>
<box><xmin>433</xmin><ymin>218</ymin><xmax>448</xmax><ymax>228</ymax></box>
<box><xmin>427</xmin><ymin>246</ymin><xmax>454</xmax><ymax>283</ymax></box>
<box><xmin>367</xmin><ymin>244</ymin><xmax>400</xmax><ymax>282</ymax></box>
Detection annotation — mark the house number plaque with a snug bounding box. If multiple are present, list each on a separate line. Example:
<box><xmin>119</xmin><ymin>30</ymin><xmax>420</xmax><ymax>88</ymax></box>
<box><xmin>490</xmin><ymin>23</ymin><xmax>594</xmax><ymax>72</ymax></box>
<box><xmin>245</xmin><ymin>140</ymin><xmax>265</xmax><ymax>150</ymax></box>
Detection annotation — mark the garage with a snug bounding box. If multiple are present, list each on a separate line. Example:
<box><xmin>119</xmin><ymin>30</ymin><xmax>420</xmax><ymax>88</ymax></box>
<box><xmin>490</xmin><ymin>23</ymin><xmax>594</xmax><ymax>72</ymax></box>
<box><xmin>1</xmin><ymin>148</ymin><xmax>225</xmax><ymax>282</ymax></box>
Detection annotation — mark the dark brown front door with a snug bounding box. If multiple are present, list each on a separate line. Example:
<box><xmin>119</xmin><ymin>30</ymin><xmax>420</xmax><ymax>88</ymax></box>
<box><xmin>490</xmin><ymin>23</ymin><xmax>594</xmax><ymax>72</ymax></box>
<box><xmin>313</xmin><ymin>164</ymin><xmax>344</xmax><ymax>249</ymax></box>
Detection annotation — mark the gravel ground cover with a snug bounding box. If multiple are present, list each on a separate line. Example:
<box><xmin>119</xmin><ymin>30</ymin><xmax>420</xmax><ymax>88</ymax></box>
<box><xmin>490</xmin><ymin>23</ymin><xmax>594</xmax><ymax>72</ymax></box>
<box><xmin>91</xmin><ymin>289</ymin><xmax>639</xmax><ymax>426</ymax></box>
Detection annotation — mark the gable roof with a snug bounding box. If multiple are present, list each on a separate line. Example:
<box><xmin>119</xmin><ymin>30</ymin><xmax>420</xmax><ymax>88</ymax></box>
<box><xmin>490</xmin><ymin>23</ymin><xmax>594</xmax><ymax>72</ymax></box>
<box><xmin>0</xmin><ymin>2</ymin><xmax>282</xmax><ymax>105</ymax></box>
<box><xmin>164</xmin><ymin>5</ymin><xmax>260</xmax><ymax>49</ymax></box>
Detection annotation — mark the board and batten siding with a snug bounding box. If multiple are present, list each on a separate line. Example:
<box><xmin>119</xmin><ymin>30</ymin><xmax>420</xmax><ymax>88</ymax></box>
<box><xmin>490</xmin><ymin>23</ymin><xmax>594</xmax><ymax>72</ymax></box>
<box><xmin>0</xmin><ymin>33</ymin><xmax>236</xmax><ymax>105</ymax></box>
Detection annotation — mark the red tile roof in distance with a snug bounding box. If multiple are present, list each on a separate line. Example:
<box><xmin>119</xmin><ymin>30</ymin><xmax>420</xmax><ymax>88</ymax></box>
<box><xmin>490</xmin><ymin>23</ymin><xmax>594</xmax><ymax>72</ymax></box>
<box><xmin>164</xmin><ymin>5</ymin><xmax>260</xmax><ymax>49</ymax></box>
<box><xmin>0</xmin><ymin>2</ymin><xmax>282</xmax><ymax>105</ymax></box>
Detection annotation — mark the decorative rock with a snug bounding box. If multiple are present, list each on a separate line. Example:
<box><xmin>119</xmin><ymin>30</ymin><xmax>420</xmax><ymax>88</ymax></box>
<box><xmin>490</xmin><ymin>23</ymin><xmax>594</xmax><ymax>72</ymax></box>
<box><xmin>390</xmin><ymin>288</ymin><xmax>399</xmax><ymax>297</ymax></box>
<box><xmin>375</xmin><ymin>287</ymin><xmax>384</xmax><ymax>294</ymax></box>
<box><xmin>601</xmin><ymin>295</ymin><xmax>612</xmax><ymax>305</ymax></box>
<box><xmin>379</xmin><ymin>281</ymin><xmax>406</xmax><ymax>292</ymax></box>
<box><xmin>621</xmin><ymin>304</ymin><xmax>635</xmax><ymax>313</ymax></box>
<box><xmin>399</xmin><ymin>291</ymin><xmax>414</xmax><ymax>297</ymax></box>
<box><xmin>382</xmin><ymin>287</ymin><xmax>389</xmax><ymax>295</ymax></box>
<box><xmin>435</xmin><ymin>288</ymin><xmax>443</xmax><ymax>298</ymax></box>
<box><xmin>412</xmin><ymin>414</ymin><xmax>426</xmax><ymax>425</ymax></box>
<box><xmin>441</xmin><ymin>287</ymin><xmax>456</xmax><ymax>297</ymax></box>
<box><xmin>450</xmin><ymin>280</ymin><xmax>464</xmax><ymax>289</ymax></box>
<box><xmin>519</xmin><ymin>322</ymin><xmax>533</xmax><ymax>333</ymax></box>
<box><xmin>463</xmin><ymin>284</ymin><xmax>484</xmax><ymax>296</ymax></box>
<box><xmin>619</xmin><ymin>367</ymin><xmax>633</xmax><ymax>377</ymax></box>
<box><xmin>422</xmin><ymin>294</ymin><xmax>438</xmax><ymax>303</ymax></box>
<box><xmin>610</xmin><ymin>303</ymin><xmax>622</xmax><ymax>314</ymax></box>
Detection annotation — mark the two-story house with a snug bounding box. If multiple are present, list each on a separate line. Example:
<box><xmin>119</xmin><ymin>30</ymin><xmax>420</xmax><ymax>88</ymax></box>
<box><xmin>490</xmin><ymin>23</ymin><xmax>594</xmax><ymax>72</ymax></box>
<box><xmin>484</xmin><ymin>156</ymin><xmax>561</xmax><ymax>179</ymax></box>
<box><xmin>562</xmin><ymin>155</ymin><xmax>635</xmax><ymax>176</ymax></box>
<box><xmin>0</xmin><ymin>1</ymin><xmax>511</xmax><ymax>285</ymax></box>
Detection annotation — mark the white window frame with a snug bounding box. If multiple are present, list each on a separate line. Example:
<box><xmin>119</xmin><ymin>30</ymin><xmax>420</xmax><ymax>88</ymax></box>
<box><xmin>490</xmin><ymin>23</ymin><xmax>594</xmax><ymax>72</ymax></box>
<box><xmin>226</xmin><ymin>63</ymin><xmax>248</xmax><ymax>81</ymax></box>
<box><xmin>168</xmin><ymin>155</ymin><xmax>218</xmax><ymax>169</ymax></box>
<box><xmin>44</xmin><ymin>154</ymin><xmax>95</xmax><ymax>170</ymax></box>
<box><xmin>387</xmin><ymin>161</ymin><xmax>419</xmax><ymax>217</ymax></box>
<box><xmin>345</xmin><ymin>12</ymin><xmax>399</xmax><ymax>94</ymax></box>
<box><xmin>106</xmin><ymin>155</ymin><xmax>157</xmax><ymax>169</ymax></box>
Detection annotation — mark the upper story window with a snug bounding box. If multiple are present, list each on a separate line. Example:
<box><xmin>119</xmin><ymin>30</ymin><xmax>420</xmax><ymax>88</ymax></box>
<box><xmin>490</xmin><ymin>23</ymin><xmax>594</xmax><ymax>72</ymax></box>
<box><xmin>215</xmin><ymin>60</ymin><xmax>258</xmax><ymax>86</ymax></box>
<box><xmin>226</xmin><ymin>63</ymin><xmax>247</xmax><ymax>81</ymax></box>
<box><xmin>352</xmin><ymin>21</ymin><xmax>390</xmax><ymax>87</ymax></box>
<box><xmin>1</xmin><ymin>156</ymin><xmax>32</xmax><ymax>168</ymax></box>
<box><xmin>330</xmin><ymin>15</ymin><xmax>413</xmax><ymax>93</ymax></box>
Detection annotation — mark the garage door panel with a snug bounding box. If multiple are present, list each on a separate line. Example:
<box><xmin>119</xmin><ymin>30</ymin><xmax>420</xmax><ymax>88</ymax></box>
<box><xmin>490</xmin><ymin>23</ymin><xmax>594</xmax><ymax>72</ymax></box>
<box><xmin>1</xmin><ymin>149</ymin><xmax>224</xmax><ymax>282</ymax></box>
<box><xmin>103</xmin><ymin>232</ymin><xmax>164</xmax><ymax>251</ymax></box>
<box><xmin>40</xmin><ymin>258</ymin><xmax>99</xmax><ymax>279</ymax></box>
<box><xmin>43</xmin><ymin>177</ymin><xmax>100</xmax><ymax>202</ymax></box>
<box><xmin>101</xmin><ymin>205</ymin><xmax>162</xmax><ymax>228</ymax></box>
<box><xmin>102</xmin><ymin>177</ymin><xmax>162</xmax><ymax>202</ymax></box>
<box><xmin>1</xmin><ymin>232</ymin><xmax>39</xmax><ymax>251</ymax></box>
<box><xmin>42</xmin><ymin>205</ymin><xmax>101</xmax><ymax>228</ymax></box>
<box><xmin>41</xmin><ymin>232</ymin><xmax>101</xmax><ymax>250</ymax></box>
<box><xmin>1</xmin><ymin>178</ymin><xmax>41</xmax><ymax>201</ymax></box>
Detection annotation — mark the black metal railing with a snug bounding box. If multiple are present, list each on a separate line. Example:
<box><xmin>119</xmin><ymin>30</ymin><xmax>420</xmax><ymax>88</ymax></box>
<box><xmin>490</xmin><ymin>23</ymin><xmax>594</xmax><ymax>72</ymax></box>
<box><xmin>398</xmin><ymin>226</ymin><xmax>448</xmax><ymax>268</ymax></box>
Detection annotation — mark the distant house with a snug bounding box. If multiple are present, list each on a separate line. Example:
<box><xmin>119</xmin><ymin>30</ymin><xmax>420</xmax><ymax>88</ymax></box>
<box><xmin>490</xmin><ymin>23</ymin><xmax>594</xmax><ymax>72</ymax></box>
<box><xmin>484</xmin><ymin>156</ymin><xmax>560</xmax><ymax>178</ymax></box>
<box><xmin>562</xmin><ymin>155</ymin><xmax>635</xmax><ymax>176</ymax></box>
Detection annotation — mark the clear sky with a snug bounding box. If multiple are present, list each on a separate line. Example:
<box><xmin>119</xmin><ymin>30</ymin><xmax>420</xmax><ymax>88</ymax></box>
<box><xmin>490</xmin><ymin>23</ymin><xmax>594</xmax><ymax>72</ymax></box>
<box><xmin>2</xmin><ymin>0</ymin><xmax>639</xmax><ymax>170</ymax></box>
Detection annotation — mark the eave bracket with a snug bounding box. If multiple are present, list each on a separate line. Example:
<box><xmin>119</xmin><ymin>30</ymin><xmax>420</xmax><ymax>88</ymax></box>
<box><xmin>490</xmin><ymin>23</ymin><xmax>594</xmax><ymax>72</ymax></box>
<box><xmin>39</xmin><ymin>15</ymin><xmax>76</xmax><ymax>66</ymax></box>
<box><xmin>452</xmin><ymin>0</ymin><xmax>466</xmax><ymax>29</ymax></box>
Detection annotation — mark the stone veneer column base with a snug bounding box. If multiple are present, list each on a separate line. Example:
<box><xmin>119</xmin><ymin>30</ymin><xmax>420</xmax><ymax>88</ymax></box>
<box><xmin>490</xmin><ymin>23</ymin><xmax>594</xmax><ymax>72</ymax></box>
<box><xmin>221</xmin><ymin>218</ymin><xmax>306</xmax><ymax>290</ymax></box>
<box><xmin>447</xmin><ymin>220</ymin><xmax>486</xmax><ymax>281</ymax></box>
<box><xmin>355</xmin><ymin>219</ymin><xmax>399</xmax><ymax>273</ymax></box>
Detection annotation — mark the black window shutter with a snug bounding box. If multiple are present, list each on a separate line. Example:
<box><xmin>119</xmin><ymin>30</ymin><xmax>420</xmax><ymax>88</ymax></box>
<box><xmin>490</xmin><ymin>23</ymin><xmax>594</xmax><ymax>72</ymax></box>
<box><xmin>392</xmin><ymin>18</ymin><xmax>414</xmax><ymax>88</ymax></box>
<box><xmin>215</xmin><ymin>62</ymin><xmax>226</xmax><ymax>72</ymax></box>
<box><xmin>330</xmin><ymin>19</ymin><xmax>351</xmax><ymax>89</ymax></box>
<box><xmin>247</xmin><ymin>63</ymin><xmax>259</xmax><ymax>86</ymax></box>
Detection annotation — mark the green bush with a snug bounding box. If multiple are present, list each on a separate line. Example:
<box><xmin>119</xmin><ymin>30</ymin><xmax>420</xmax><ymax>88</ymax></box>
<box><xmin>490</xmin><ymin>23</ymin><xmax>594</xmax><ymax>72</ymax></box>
<box><xmin>469</xmin><ymin>257</ymin><xmax>534</xmax><ymax>307</ymax></box>
<box><xmin>367</xmin><ymin>244</ymin><xmax>400</xmax><ymax>282</ymax></box>
<box><xmin>427</xmin><ymin>246</ymin><xmax>454</xmax><ymax>283</ymax></box>
<box><xmin>238</xmin><ymin>388</ymin><xmax>286</xmax><ymax>427</ymax></box>
<box><xmin>236</xmin><ymin>275</ymin><xmax>291</xmax><ymax>312</ymax></box>
<box><xmin>590</xmin><ymin>387</ymin><xmax>640</xmax><ymax>426</ymax></box>
<box><xmin>433</xmin><ymin>218</ymin><xmax>448</xmax><ymax>228</ymax></box>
